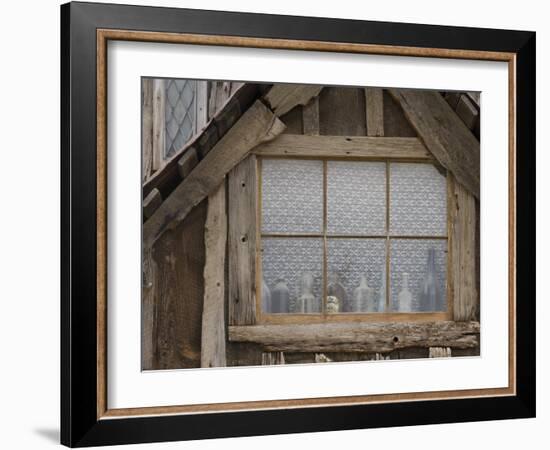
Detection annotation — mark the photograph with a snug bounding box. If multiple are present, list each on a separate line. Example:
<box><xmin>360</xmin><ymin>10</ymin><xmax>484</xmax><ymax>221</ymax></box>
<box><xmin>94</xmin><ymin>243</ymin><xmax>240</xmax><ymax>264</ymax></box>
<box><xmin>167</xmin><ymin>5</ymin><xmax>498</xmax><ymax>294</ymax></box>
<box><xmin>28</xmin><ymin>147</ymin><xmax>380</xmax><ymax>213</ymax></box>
<box><xmin>141</xmin><ymin>80</ymin><xmax>481</xmax><ymax>370</ymax></box>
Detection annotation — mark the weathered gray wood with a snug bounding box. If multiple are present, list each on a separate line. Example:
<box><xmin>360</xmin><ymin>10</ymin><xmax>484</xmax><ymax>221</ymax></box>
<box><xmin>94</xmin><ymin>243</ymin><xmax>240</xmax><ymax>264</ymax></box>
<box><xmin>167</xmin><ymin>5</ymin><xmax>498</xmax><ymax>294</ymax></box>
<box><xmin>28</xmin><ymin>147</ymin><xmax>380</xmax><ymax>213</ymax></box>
<box><xmin>143</xmin><ymin>100</ymin><xmax>285</xmax><ymax>247</ymax></box>
<box><xmin>365</xmin><ymin>88</ymin><xmax>384</xmax><ymax>137</ymax></box>
<box><xmin>142</xmin><ymin>78</ymin><xmax>154</xmax><ymax>181</ymax></box>
<box><xmin>143</xmin><ymin>188</ymin><xmax>162</xmax><ymax>220</ymax></box>
<box><xmin>228</xmin><ymin>155</ymin><xmax>258</xmax><ymax>326</ymax></box>
<box><xmin>302</xmin><ymin>96</ymin><xmax>320</xmax><ymax>135</ymax></box>
<box><xmin>319</xmin><ymin>87</ymin><xmax>366</xmax><ymax>136</ymax></box>
<box><xmin>449</xmin><ymin>173</ymin><xmax>479</xmax><ymax>321</ymax></box>
<box><xmin>314</xmin><ymin>353</ymin><xmax>333</xmax><ymax>363</ymax></box>
<box><xmin>141</xmin><ymin>246</ymin><xmax>156</xmax><ymax>369</ymax></box>
<box><xmin>201</xmin><ymin>182</ymin><xmax>227</xmax><ymax>368</ymax></box>
<box><xmin>429</xmin><ymin>347</ymin><xmax>452</xmax><ymax>358</ymax></box>
<box><xmin>177</xmin><ymin>148</ymin><xmax>199</xmax><ymax>180</ymax></box>
<box><xmin>228</xmin><ymin>321</ymin><xmax>480</xmax><ymax>353</ymax></box>
<box><xmin>262</xmin><ymin>352</ymin><xmax>285</xmax><ymax>365</ymax></box>
<box><xmin>253</xmin><ymin>134</ymin><xmax>432</xmax><ymax>160</ymax></box>
<box><xmin>145</xmin><ymin>202</ymin><xmax>207</xmax><ymax>369</ymax></box>
<box><xmin>455</xmin><ymin>94</ymin><xmax>479</xmax><ymax>130</ymax></box>
<box><xmin>280</xmin><ymin>106</ymin><xmax>303</xmax><ymax>134</ymax></box>
<box><xmin>383</xmin><ymin>90</ymin><xmax>417</xmax><ymax>137</ymax></box>
<box><xmin>264</xmin><ymin>84</ymin><xmax>323</xmax><ymax>116</ymax></box>
<box><xmin>388</xmin><ymin>88</ymin><xmax>480</xmax><ymax>198</ymax></box>
<box><xmin>152</xmin><ymin>79</ymin><xmax>165</xmax><ymax>172</ymax></box>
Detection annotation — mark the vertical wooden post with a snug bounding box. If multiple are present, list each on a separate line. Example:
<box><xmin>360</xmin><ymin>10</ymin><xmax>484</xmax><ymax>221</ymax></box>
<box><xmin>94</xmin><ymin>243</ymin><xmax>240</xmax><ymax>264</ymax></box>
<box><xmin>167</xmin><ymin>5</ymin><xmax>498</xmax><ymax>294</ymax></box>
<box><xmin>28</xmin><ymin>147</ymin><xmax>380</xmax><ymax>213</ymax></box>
<box><xmin>365</xmin><ymin>88</ymin><xmax>385</xmax><ymax>137</ymax></box>
<box><xmin>201</xmin><ymin>182</ymin><xmax>227</xmax><ymax>368</ymax></box>
<box><xmin>142</xmin><ymin>78</ymin><xmax>154</xmax><ymax>182</ymax></box>
<box><xmin>152</xmin><ymin>79</ymin><xmax>165</xmax><ymax>172</ymax></box>
<box><xmin>302</xmin><ymin>97</ymin><xmax>320</xmax><ymax>135</ymax></box>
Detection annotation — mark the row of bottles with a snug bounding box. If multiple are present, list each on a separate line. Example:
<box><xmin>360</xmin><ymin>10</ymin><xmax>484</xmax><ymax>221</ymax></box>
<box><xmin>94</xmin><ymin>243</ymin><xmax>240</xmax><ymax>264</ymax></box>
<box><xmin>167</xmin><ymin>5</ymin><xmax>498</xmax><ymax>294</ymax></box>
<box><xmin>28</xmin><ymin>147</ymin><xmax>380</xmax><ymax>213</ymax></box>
<box><xmin>263</xmin><ymin>247</ymin><xmax>442</xmax><ymax>313</ymax></box>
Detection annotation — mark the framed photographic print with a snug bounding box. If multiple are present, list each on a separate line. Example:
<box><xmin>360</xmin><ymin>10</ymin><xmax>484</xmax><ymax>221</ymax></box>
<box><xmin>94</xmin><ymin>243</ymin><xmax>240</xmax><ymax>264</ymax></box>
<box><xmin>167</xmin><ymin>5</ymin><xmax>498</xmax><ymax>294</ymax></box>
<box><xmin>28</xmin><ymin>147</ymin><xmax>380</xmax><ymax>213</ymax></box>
<box><xmin>61</xmin><ymin>1</ymin><xmax>536</xmax><ymax>447</ymax></box>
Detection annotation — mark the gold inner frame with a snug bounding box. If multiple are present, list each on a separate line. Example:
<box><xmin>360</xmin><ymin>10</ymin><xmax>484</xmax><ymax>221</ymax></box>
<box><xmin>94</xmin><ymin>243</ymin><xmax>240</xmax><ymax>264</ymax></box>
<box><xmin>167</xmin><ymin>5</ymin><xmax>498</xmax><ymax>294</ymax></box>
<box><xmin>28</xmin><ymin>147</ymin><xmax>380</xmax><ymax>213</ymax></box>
<box><xmin>96</xmin><ymin>28</ymin><xmax>517</xmax><ymax>420</ymax></box>
<box><xmin>256</xmin><ymin>156</ymin><xmax>452</xmax><ymax>324</ymax></box>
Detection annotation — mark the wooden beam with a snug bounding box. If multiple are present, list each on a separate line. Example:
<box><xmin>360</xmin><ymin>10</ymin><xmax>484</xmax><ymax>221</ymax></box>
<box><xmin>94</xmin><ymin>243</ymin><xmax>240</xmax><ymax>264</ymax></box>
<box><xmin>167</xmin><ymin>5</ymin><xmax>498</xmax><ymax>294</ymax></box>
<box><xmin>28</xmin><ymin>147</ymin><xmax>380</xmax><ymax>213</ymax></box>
<box><xmin>201</xmin><ymin>182</ymin><xmax>227</xmax><ymax>368</ymax></box>
<box><xmin>177</xmin><ymin>148</ymin><xmax>199</xmax><ymax>180</ymax></box>
<box><xmin>228</xmin><ymin>156</ymin><xmax>258</xmax><ymax>326</ymax></box>
<box><xmin>388</xmin><ymin>89</ymin><xmax>480</xmax><ymax>198</ymax></box>
<box><xmin>142</xmin><ymin>188</ymin><xmax>162</xmax><ymax>220</ymax></box>
<box><xmin>365</xmin><ymin>88</ymin><xmax>384</xmax><ymax>137</ymax></box>
<box><xmin>142</xmin><ymin>78</ymin><xmax>154</xmax><ymax>181</ymax></box>
<box><xmin>302</xmin><ymin>97</ymin><xmax>320</xmax><ymax>135</ymax></box>
<box><xmin>253</xmin><ymin>134</ymin><xmax>432</xmax><ymax>160</ymax></box>
<box><xmin>152</xmin><ymin>79</ymin><xmax>165</xmax><ymax>172</ymax></box>
<box><xmin>449</xmin><ymin>173</ymin><xmax>479</xmax><ymax>321</ymax></box>
<box><xmin>228</xmin><ymin>321</ymin><xmax>480</xmax><ymax>353</ymax></box>
<box><xmin>143</xmin><ymin>100</ymin><xmax>285</xmax><ymax>247</ymax></box>
<box><xmin>264</xmin><ymin>84</ymin><xmax>323</xmax><ymax>116</ymax></box>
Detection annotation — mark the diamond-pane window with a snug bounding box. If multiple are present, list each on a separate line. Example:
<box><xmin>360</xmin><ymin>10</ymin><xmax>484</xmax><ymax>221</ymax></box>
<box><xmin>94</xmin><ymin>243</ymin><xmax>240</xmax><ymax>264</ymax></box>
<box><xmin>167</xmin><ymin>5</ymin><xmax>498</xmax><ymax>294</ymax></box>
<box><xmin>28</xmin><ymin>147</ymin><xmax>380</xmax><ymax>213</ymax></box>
<box><xmin>164</xmin><ymin>79</ymin><xmax>197</xmax><ymax>158</ymax></box>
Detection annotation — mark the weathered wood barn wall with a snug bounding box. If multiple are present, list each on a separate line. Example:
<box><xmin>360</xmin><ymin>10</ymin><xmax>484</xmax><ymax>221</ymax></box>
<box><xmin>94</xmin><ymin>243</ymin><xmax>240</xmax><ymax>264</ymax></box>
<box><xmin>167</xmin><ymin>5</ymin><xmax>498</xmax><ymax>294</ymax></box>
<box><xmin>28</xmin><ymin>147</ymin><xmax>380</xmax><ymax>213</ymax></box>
<box><xmin>141</xmin><ymin>80</ymin><xmax>481</xmax><ymax>370</ymax></box>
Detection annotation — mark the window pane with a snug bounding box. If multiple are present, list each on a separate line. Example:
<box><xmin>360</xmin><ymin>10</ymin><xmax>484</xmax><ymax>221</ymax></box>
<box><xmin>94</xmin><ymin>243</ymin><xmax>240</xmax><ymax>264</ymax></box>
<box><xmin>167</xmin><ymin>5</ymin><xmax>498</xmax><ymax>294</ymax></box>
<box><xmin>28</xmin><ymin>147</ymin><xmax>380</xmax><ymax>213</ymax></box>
<box><xmin>327</xmin><ymin>161</ymin><xmax>386</xmax><ymax>235</ymax></box>
<box><xmin>390</xmin><ymin>239</ymin><xmax>447</xmax><ymax>312</ymax></box>
<box><xmin>261</xmin><ymin>159</ymin><xmax>323</xmax><ymax>234</ymax></box>
<box><xmin>327</xmin><ymin>239</ymin><xmax>386</xmax><ymax>313</ymax></box>
<box><xmin>261</xmin><ymin>238</ymin><xmax>323</xmax><ymax>313</ymax></box>
<box><xmin>165</xmin><ymin>79</ymin><xmax>197</xmax><ymax>158</ymax></box>
<box><xmin>390</xmin><ymin>163</ymin><xmax>447</xmax><ymax>236</ymax></box>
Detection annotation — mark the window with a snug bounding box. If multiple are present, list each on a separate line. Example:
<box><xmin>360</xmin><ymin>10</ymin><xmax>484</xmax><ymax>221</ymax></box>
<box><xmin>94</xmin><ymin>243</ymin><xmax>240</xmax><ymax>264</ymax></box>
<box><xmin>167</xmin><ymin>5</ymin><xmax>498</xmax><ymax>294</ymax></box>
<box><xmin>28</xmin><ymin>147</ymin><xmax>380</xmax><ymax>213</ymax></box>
<box><xmin>258</xmin><ymin>158</ymin><xmax>448</xmax><ymax>319</ymax></box>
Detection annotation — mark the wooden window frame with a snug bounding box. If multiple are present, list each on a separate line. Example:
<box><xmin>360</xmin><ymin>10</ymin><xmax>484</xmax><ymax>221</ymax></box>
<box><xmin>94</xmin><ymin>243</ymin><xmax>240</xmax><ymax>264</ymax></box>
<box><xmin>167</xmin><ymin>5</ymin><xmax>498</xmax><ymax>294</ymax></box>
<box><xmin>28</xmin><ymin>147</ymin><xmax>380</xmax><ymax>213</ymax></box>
<box><xmin>254</xmin><ymin>152</ymin><xmax>453</xmax><ymax>325</ymax></box>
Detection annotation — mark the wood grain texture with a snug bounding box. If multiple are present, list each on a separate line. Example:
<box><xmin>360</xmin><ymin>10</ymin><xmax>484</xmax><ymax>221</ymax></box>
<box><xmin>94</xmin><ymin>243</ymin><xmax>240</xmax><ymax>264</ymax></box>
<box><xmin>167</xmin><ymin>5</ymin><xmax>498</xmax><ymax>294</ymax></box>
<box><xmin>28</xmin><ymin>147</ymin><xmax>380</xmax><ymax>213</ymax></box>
<box><xmin>228</xmin><ymin>156</ymin><xmax>258</xmax><ymax>326</ymax></box>
<box><xmin>143</xmin><ymin>100</ymin><xmax>285</xmax><ymax>247</ymax></box>
<box><xmin>141</xmin><ymin>78</ymin><xmax>154</xmax><ymax>181</ymax></box>
<box><xmin>253</xmin><ymin>134</ymin><xmax>432</xmax><ymax>159</ymax></box>
<box><xmin>319</xmin><ymin>87</ymin><xmax>366</xmax><ymax>136</ymax></box>
<box><xmin>388</xmin><ymin>88</ymin><xmax>480</xmax><ymax>198</ymax></box>
<box><xmin>383</xmin><ymin>90</ymin><xmax>417</xmax><ymax>137</ymax></box>
<box><xmin>152</xmin><ymin>78</ymin><xmax>165</xmax><ymax>172</ymax></box>
<box><xmin>142</xmin><ymin>187</ymin><xmax>162</xmax><ymax>220</ymax></box>
<box><xmin>279</xmin><ymin>106</ymin><xmax>303</xmax><ymax>134</ymax></box>
<box><xmin>365</xmin><ymin>88</ymin><xmax>384</xmax><ymax>137</ymax></box>
<box><xmin>448</xmin><ymin>173</ymin><xmax>479</xmax><ymax>321</ymax></box>
<box><xmin>141</xmin><ymin>247</ymin><xmax>156</xmax><ymax>370</ymax></box>
<box><xmin>144</xmin><ymin>201</ymin><xmax>207</xmax><ymax>369</ymax></box>
<box><xmin>302</xmin><ymin>96</ymin><xmax>320</xmax><ymax>135</ymax></box>
<box><xmin>229</xmin><ymin>321</ymin><xmax>480</xmax><ymax>353</ymax></box>
<box><xmin>429</xmin><ymin>347</ymin><xmax>452</xmax><ymax>358</ymax></box>
<box><xmin>177</xmin><ymin>148</ymin><xmax>199</xmax><ymax>180</ymax></box>
<box><xmin>264</xmin><ymin>84</ymin><xmax>323</xmax><ymax>116</ymax></box>
<box><xmin>201</xmin><ymin>183</ymin><xmax>227</xmax><ymax>368</ymax></box>
<box><xmin>262</xmin><ymin>352</ymin><xmax>285</xmax><ymax>365</ymax></box>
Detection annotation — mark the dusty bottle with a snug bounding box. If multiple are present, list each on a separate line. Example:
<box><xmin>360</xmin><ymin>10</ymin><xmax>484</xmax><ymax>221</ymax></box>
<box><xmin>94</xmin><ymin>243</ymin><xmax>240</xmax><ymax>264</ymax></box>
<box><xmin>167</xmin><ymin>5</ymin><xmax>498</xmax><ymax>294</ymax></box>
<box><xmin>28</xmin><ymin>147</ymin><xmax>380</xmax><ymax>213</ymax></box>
<box><xmin>328</xmin><ymin>273</ymin><xmax>347</xmax><ymax>312</ymax></box>
<box><xmin>397</xmin><ymin>272</ymin><xmax>413</xmax><ymax>312</ymax></box>
<box><xmin>295</xmin><ymin>272</ymin><xmax>316</xmax><ymax>313</ymax></box>
<box><xmin>271</xmin><ymin>279</ymin><xmax>290</xmax><ymax>313</ymax></box>
<box><xmin>419</xmin><ymin>248</ymin><xmax>439</xmax><ymax>311</ymax></box>
<box><xmin>262</xmin><ymin>279</ymin><xmax>272</xmax><ymax>313</ymax></box>
<box><xmin>352</xmin><ymin>275</ymin><xmax>376</xmax><ymax>312</ymax></box>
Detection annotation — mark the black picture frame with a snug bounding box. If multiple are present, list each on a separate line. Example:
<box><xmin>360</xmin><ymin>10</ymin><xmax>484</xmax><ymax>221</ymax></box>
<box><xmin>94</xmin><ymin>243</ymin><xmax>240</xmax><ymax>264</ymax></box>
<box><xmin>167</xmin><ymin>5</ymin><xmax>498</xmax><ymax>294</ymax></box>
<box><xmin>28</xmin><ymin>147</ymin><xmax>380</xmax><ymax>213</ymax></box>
<box><xmin>61</xmin><ymin>1</ymin><xmax>535</xmax><ymax>447</ymax></box>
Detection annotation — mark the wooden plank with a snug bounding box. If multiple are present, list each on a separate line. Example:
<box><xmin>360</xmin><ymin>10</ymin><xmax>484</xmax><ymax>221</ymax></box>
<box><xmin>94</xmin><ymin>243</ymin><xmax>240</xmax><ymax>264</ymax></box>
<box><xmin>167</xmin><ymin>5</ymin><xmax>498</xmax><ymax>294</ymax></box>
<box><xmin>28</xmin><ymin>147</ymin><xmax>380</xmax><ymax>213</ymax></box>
<box><xmin>228</xmin><ymin>155</ymin><xmax>258</xmax><ymax>326</ymax></box>
<box><xmin>429</xmin><ymin>347</ymin><xmax>452</xmax><ymax>358</ymax></box>
<box><xmin>319</xmin><ymin>87</ymin><xmax>366</xmax><ymax>136</ymax></box>
<box><xmin>196</xmin><ymin>80</ymin><xmax>208</xmax><ymax>130</ymax></box>
<box><xmin>448</xmin><ymin>173</ymin><xmax>479</xmax><ymax>321</ymax></box>
<box><xmin>201</xmin><ymin>182</ymin><xmax>227</xmax><ymax>368</ymax></box>
<box><xmin>388</xmin><ymin>88</ymin><xmax>480</xmax><ymax>198</ymax></box>
<box><xmin>141</xmin><ymin>247</ymin><xmax>156</xmax><ymax>370</ymax></box>
<box><xmin>228</xmin><ymin>321</ymin><xmax>480</xmax><ymax>353</ymax></box>
<box><xmin>142</xmin><ymin>188</ymin><xmax>162</xmax><ymax>220</ymax></box>
<box><xmin>365</xmin><ymin>88</ymin><xmax>384</xmax><ymax>137</ymax></box>
<box><xmin>280</xmin><ymin>106</ymin><xmax>303</xmax><ymax>134</ymax></box>
<box><xmin>455</xmin><ymin>94</ymin><xmax>479</xmax><ymax>130</ymax></box>
<box><xmin>152</xmin><ymin>79</ymin><xmax>165</xmax><ymax>172</ymax></box>
<box><xmin>264</xmin><ymin>84</ymin><xmax>323</xmax><ymax>116</ymax></box>
<box><xmin>142</xmin><ymin>78</ymin><xmax>154</xmax><ymax>181</ymax></box>
<box><xmin>143</xmin><ymin>100</ymin><xmax>285</xmax><ymax>247</ymax></box>
<box><xmin>262</xmin><ymin>352</ymin><xmax>285</xmax><ymax>365</ymax></box>
<box><xmin>253</xmin><ymin>134</ymin><xmax>432</xmax><ymax>160</ymax></box>
<box><xmin>302</xmin><ymin>96</ymin><xmax>320</xmax><ymax>135</ymax></box>
<box><xmin>177</xmin><ymin>148</ymin><xmax>199</xmax><ymax>179</ymax></box>
<box><xmin>145</xmin><ymin>201</ymin><xmax>207</xmax><ymax>369</ymax></box>
<box><xmin>383</xmin><ymin>90</ymin><xmax>417</xmax><ymax>137</ymax></box>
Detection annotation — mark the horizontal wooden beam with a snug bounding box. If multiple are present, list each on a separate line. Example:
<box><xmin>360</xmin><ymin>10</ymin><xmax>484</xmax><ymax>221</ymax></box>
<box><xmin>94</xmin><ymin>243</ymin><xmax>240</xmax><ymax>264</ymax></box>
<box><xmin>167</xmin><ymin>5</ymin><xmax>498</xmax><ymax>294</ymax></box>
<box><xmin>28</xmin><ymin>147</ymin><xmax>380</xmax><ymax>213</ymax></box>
<box><xmin>228</xmin><ymin>321</ymin><xmax>479</xmax><ymax>353</ymax></box>
<box><xmin>143</xmin><ymin>100</ymin><xmax>285</xmax><ymax>247</ymax></box>
<box><xmin>253</xmin><ymin>134</ymin><xmax>432</xmax><ymax>160</ymax></box>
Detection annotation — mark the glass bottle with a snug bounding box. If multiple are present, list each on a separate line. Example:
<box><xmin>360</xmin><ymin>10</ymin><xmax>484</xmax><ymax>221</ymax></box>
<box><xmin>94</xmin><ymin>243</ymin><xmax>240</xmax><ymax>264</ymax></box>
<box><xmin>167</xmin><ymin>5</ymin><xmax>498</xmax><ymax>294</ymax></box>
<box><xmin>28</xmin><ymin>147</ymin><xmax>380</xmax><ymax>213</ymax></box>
<box><xmin>352</xmin><ymin>275</ymin><xmax>376</xmax><ymax>312</ymax></box>
<box><xmin>262</xmin><ymin>278</ymin><xmax>272</xmax><ymax>313</ymax></box>
<box><xmin>271</xmin><ymin>278</ymin><xmax>290</xmax><ymax>313</ymax></box>
<box><xmin>397</xmin><ymin>272</ymin><xmax>413</xmax><ymax>312</ymax></box>
<box><xmin>295</xmin><ymin>272</ymin><xmax>316</xmax><ymax>313</ymax></box>
<box><xmin>327</xmin><ymin>272</ymin><xmax>347</xmax><ymax>312</ymax></box>
<box><xmin>420</xmin><ymin>248</ymin><xmax>439</xmax><ymax>311</ymax></box>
